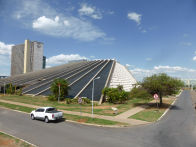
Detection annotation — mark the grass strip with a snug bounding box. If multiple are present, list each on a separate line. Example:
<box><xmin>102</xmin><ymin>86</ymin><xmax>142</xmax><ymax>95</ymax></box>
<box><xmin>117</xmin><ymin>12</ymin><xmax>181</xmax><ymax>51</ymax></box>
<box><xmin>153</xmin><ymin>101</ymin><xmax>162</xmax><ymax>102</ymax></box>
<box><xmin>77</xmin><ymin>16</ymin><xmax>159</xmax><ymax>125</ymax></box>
<box><xmin>0</xmin><ymin>102</ymin><xmax>34</xmax><ymax>113</ymax></box>
<box><xmin>0</xmin><ymin>131</ymin><xmax>33</xmax><ymax>147</ymax></box>
<box><xmin>0</xmin><ymin>102</ymin><xmax>126</xmax><ymax>126</ymax></box>
<box><xmin>63</xmin><ymin>113</ymin><xmax>126</xmax><ymax>126</ymax></box>
<box><xmin>129</xmin><ymin>109</ymin><xmax>164</xmax><ymax>122</ymax></box>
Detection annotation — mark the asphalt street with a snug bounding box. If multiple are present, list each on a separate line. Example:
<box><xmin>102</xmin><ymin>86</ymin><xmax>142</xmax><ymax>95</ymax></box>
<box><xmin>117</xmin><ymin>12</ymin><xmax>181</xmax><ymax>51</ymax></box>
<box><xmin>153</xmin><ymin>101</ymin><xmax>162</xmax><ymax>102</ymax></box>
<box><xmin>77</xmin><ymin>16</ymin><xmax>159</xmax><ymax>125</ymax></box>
<box><xmin>0</xmin><ymin>90</ymin><xmax>196</xmax><ymax>147</ymax></box>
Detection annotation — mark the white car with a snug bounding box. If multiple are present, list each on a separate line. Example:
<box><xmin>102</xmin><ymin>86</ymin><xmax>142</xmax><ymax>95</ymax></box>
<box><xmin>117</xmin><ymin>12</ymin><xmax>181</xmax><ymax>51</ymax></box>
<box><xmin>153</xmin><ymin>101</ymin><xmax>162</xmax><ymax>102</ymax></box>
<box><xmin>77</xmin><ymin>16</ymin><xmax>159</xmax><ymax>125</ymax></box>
<box><xmin>30</xmin><ymin>107</ymin><xmax>63</xmax><ymax>123</ymax></box>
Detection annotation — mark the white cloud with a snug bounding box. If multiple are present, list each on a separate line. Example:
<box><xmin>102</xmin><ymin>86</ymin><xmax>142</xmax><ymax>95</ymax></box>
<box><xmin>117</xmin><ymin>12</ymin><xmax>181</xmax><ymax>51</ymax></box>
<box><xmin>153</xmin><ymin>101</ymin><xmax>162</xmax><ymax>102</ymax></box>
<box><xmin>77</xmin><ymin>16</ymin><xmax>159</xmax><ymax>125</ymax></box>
<box><xmin>32</xmin><ymin>15</ymin><xmax>105</xmax><ymax>41</ymax></box>
<box><xmin>13</xmin><ymin>0</ymin><xmax>56</xmax><ymax>20</ymax></box>
<box><xmin>33</xmin><ymin>16</ymin><xmax>60</xmax><ymax>29</ymax></box>
<box><xmin>78</xmin><ymin>3</ymin><xmax>102</xmax><ymax>19</ymax></box>
<box><xmin>193</xmin><ymin>51</ymin><xmax>196</xmax><ymax>61</ymax></box>
<box><xmin>90</xmin><ymin>56</ymin><xmax>95</xmax><ymax>58</ymax></box>
<box><xmin>46</xmin><ymin>54</ymin><xmax>87</xmax><ymax>66</ymax></box>
<box><xmin>146</xmin><ymin>58</ymin><xmax>152</xmax><ymax>61</ymax></box>
<box><xmin>127</xmin><ymin>12</ymin><xmax>142</xmax><ymax>25</ymax></box>
<box><xmin>63</xmin><ymin>20</ymin><xmax>70</xmax><ymax>26</ymax></box>
<box><xmin>130</xmin><ymin>65</ymin><xmax>196</xmax><ymax>81</ymax></box>
<box><xmin>0</xmin><ymin>41</ymin><xmax>14</xmax><ymax>76</ymax></box>
<box><xmin>183</xmin><ymin>33</ymin><xmax>189</xmax><ymax>38</ymax></box>
<box><xmin>154</xmin><ymin>65</ymin><xmax>189</xmax><ymax>72</ymax></box>
<box><xmin>125</xmin><ymin>64</ymin><xmax>131</xmax><ymax>67</ymax></box>
<box><xmin>0</xmin><ymin>41</ymin><xmax>14</xmax><ymax>55</ymax></box>
<box><xmin>13</xmin><ymin>0</ymin><xmax>106</xmax><ymax>41</ymax></box>
<box><xmin>181</xmin><ymin>42</ymin><xmax>192</xmax><ymax>46</ymax></box>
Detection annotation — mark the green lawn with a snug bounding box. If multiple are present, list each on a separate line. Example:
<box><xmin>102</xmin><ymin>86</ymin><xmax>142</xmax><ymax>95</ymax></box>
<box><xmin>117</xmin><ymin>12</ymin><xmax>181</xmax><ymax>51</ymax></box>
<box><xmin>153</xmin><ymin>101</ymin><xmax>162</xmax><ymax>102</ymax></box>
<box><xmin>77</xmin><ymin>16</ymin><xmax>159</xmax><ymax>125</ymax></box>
<box><xmin>130</xmin><ymin>109</ymin><xmax>164</xmax><ymax>122</ymax></box>
<box><xmin>129</xmin><ymin>98</ymin><xmax>175</xmax><ymax>122</ymax></box>
<box><xmin>0</xmin><ymin>101</ymin><xmax>127</xmax><ymax>126</ymax></box>
<box><xmin>0</xmin><ymin>94</ymin><xmax>152</xmax><ymax>116</ymax></box>
<box><xmin>0</xmin><ymin>132</ymin><xmax>34</xmax><ymax>147</ymax></box>
<box><xmin>0</xmin><ymin>102</ymin><xmax>34</xmax><ymax>113</ymax></box>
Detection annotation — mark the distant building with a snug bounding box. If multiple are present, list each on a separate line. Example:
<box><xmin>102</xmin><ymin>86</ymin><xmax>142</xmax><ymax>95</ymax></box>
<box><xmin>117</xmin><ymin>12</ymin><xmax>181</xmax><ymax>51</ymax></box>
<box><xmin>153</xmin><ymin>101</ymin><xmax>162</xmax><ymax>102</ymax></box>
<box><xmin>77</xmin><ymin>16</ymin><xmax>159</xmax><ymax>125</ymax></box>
<box><xmin>43</xmin><ymin>56</ymin><xmax>46</xmax><ymax>69</ymax></box>
<box><xmin>11</xmin><ymin>40</ymin><xmax>44</xmax><ymax>76</ymax></box>
<box><xmin>0</xmin><ymin>76</ymin><xmax>8</xmax><ymax>79</ymax></box>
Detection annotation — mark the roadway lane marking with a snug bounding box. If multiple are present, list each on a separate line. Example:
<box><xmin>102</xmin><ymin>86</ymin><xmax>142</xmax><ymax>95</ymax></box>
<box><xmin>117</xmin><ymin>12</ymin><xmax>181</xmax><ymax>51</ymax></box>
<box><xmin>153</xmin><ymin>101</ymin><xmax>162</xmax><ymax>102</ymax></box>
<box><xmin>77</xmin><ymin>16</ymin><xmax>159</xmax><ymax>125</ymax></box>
<box><xmin>157</xmin><ymin>90</ymin><xmax>183</xmax><ymax>121</ymax></box>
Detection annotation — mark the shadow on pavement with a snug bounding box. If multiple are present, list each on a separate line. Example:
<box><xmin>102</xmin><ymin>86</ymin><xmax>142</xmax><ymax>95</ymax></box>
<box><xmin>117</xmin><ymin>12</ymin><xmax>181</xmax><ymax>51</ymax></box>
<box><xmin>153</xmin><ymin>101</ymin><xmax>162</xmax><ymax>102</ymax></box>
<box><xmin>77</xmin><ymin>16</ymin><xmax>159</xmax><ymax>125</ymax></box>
<box><xmin>170</xmin><ymin>105</ymin><xmax>181</xmax><ymax>110</ymax></box>
<box><xmin>52</xmin><ymin>118</ymin><xmax>66</xmax><ymax>123</ymax></box>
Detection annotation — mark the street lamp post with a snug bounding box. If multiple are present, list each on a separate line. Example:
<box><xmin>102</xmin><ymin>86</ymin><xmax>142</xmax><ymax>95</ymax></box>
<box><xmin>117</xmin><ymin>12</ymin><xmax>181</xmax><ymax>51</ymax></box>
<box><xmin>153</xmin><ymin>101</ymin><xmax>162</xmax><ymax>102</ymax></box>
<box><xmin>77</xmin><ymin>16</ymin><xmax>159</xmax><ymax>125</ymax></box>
<box><xmin>92</xmin><ymin>77</ymin><xmax>100</xmax><ymax>118</ymax></box>
<box><xmin>4</xmin><ymin>82</ymin><xmax>5</xmax><ymax>96</ymax></box>
<box><xmin>58</xmin><ymin>84</ymin><xmax>61</xmax><ymax>103</ymax></box>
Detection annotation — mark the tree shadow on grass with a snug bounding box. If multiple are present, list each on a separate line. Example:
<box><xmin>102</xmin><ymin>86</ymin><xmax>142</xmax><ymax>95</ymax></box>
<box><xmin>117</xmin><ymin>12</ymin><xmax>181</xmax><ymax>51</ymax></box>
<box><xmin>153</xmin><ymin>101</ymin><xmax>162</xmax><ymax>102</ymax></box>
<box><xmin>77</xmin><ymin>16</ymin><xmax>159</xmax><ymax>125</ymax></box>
<box><xmin>133</xmin><ymin>102</ymin><xmax>174</xmax><ymax>110</ymax></box>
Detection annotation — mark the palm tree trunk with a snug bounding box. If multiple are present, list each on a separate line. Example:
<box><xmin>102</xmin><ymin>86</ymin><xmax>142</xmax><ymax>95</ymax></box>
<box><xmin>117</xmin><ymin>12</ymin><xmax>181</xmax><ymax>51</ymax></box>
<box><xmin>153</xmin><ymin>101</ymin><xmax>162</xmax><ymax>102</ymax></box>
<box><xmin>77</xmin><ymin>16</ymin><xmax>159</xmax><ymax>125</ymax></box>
<box><xmin>159</xmin><ymin>92</ymin><xmax>162</xmax><ymax>107</ymax></box>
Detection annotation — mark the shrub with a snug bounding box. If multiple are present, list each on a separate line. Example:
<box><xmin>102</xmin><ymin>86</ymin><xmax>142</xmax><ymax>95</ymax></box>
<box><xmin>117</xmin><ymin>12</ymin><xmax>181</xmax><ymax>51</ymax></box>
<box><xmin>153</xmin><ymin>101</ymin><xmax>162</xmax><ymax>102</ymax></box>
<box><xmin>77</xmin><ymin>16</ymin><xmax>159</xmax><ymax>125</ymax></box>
<box><xmin>48</xmin><ymin>95</ymin><xmax>56</xmax><ymax>101</ymax></box>
<box><xmin>71</xmin><ymin>98</ymin><xmax>78</xmax><ymax>104</ymax></box>
<box><xmin>83</xmin><ymin>97</ymin><xmax>91</xmax><ymax>104</ymax></box>
<box><xmin>130</xmin><ymin>87</ymin><xmax>151</xmax><ymax>99</ymax></box>
<box><xmin>102</xmin><ymin>87</ymin><xmax>129</xmax><ymax>104</ymax></box>
<box><xmin>16</xmin><ymin>88</ymin><xmax>23</xmax><ymax>96</ymax></box>
<box><xmin>6</xmin><ymin>83</ymin><xmax>15</xmax><ymax>94</ymax></box>
<box><xmin>66</xmin><ymin>98</ymin><xmax>72</xmax><ymax>104</ymax></box>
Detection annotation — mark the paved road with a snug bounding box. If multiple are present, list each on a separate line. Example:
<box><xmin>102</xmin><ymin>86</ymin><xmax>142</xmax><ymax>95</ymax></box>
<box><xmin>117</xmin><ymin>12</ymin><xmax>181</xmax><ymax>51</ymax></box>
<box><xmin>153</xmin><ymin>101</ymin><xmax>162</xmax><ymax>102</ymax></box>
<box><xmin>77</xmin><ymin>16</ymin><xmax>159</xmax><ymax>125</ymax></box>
<box><xmin>0</xmin><ymin>90</ymin><xmax>196</xmax><ymax>147</ymax></box>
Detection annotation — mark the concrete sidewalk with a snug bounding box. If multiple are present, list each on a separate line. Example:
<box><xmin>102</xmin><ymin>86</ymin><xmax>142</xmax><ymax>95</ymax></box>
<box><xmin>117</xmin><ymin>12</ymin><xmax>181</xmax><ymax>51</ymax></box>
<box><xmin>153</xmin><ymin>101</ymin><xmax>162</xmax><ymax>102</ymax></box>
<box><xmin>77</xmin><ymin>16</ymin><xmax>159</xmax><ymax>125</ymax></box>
<box><xmin>115</xmin><ymin>99</ymin><xmax>158</xmax><ymax>119</ymax></box>
<box><xmin>115</xmin><ymin>105</ymin><xmax>148</xmax><ymax>119</ymax></box>
<box><xmin>0</xmin><ymin>99</ymin><xmax>149</xmax><ymax>126</ymax></box>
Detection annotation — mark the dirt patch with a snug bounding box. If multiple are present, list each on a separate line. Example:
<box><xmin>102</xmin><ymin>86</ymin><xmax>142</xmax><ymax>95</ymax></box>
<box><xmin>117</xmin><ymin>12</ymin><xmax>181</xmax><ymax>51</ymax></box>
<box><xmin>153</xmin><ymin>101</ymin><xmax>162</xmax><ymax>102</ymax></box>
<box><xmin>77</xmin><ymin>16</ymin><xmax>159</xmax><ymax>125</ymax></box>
<box><xmin>94</xmin><ymin>105</ymin><xmax>117</xmax><ymax>109</ymax></box>
<box><xmin>0</xmin><ymin>137</ymin><xmax>15</xmax><ymax>147</ymax></box>
<box><xmin>77</xmin><ymin>118</ymin><xmax>87</xmax><ymax>123</ymax></box>
<box><xmin>0</xmin><ymin>133</ymin><xmax>33</xmax><ymax>147</ymax></box>
<box><xmin>145</xmin><ymin>98</ymin><xmax>175</xmax><ymax>110</ymax></box>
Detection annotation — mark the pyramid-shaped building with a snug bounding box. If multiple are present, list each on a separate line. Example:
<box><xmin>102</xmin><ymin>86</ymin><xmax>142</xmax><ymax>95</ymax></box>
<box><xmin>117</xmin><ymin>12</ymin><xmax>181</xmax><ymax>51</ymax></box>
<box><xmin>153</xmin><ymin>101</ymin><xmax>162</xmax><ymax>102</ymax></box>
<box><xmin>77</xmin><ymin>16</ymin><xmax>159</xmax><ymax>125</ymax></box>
<box><xmin>0</xmin><ymin>60</ymin><xmax>137</xmax><ymax>104</ymax></box>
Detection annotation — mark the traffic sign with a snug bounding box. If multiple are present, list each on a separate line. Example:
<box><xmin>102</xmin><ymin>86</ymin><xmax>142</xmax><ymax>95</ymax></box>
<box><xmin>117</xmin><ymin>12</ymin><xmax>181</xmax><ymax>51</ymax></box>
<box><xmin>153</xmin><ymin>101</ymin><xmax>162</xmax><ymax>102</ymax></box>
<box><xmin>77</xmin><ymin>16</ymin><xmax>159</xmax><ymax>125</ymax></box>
<box><xmin>153</xmin><ymin>94</ymin><xmax>159</xmax><ymax>100</ymax></box>
<box><xmin>78</xmin><ymin>97</ymin><xmax>82</xmax><ymax>104</ymax></box>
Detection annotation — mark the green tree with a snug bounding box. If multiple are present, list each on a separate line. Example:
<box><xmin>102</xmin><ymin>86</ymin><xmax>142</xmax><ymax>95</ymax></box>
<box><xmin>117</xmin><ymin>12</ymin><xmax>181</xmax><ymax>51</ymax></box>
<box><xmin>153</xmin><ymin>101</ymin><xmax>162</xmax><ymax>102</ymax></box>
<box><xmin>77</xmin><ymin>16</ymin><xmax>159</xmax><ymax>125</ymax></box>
<box><xmin>50</xmin><ymin>78</ymin><xmax>69</xmax><ymax>101</ymax></box>
<box><xmin>141</xmin><ymin>73</ymin><xmax>184</xmax><ymax>106</ymax></box>
<box><xmin>129</xmin><ymin>87</ymin><xmax>151</xmax><ymax>99</ymax></box>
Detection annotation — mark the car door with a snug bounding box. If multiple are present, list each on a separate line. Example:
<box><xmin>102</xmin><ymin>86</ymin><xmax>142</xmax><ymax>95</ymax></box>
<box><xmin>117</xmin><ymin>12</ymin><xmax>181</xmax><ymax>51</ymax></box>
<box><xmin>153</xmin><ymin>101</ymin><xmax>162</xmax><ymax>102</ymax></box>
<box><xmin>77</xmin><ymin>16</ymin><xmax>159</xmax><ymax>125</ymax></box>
<box><xmin>34</xmin><ymin>108</ymin><xmax>41</xmax><ymax>119</ymax></box>
<box><xmin>39</xmin><ymin>108</ymin><xmax>45</xmax><ymax>120</ymax></box>
<box><xmin>35</xmin><ymin>108</ymin><xmax>45</xmax><ymax>120</ymax></box>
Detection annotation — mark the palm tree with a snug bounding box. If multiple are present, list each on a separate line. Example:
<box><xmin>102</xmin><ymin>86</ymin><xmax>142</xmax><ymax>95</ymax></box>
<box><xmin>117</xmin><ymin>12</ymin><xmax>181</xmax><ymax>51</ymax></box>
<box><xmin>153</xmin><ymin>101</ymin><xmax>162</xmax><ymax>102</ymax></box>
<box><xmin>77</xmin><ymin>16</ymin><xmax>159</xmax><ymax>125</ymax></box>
<box><xmin>50</xmin><ymin>78</ymin><xmax>70</xmax><ymax>101</ymax></box>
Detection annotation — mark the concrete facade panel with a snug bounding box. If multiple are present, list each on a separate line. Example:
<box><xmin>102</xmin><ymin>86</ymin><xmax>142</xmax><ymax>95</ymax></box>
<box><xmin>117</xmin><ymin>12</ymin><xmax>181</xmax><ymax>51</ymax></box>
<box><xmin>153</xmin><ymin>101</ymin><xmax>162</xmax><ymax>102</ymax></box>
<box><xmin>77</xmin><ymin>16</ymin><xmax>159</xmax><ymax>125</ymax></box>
<box><xmin>11</xmin><ymin>44</ymin><xmax>24</xmax><ymax>76</ymax></box>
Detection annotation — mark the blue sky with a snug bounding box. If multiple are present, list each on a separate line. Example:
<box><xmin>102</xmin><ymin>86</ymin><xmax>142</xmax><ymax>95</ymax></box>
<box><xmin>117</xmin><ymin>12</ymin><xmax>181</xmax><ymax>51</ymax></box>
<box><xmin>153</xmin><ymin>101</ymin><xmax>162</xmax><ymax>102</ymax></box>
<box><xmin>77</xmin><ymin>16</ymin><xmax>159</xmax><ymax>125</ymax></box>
<box><xmin>0</xmin><ymin>0</ymin><xmax>196</xmax><ymax>81</ymax></box>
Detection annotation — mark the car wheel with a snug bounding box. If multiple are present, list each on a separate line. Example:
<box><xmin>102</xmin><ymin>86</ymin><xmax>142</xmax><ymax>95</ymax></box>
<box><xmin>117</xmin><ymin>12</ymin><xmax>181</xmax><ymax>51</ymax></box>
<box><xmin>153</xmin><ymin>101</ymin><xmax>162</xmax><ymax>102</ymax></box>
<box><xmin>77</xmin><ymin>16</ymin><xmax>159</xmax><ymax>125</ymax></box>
<box><xmin>45</xmin><ymin>117</ymin><xmax>49</xmax><ymax>123</ymax></box>
<box><xmin>31</xmin><ymin>114</ymin><xmax>35</xmax><ymax>120</ymax></box>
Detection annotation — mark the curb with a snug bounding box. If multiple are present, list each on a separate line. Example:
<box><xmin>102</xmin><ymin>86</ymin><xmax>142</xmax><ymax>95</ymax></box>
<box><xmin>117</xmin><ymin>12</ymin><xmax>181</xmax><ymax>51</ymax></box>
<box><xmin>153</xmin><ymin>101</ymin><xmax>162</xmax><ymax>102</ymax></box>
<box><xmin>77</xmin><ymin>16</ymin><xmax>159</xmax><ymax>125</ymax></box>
<box><xmin>157</xmin><ymin>90</ymin><xmax>182</xmax><ymax>121</ymax></box>
<box><xmin>66</xmin><ymin>120</ymin><xmax>130</xmax><ymax>128</ymax></box>
<box><xmin>0</xmin><ymin>130</ymin><xmax>37</xmax><ymax>147</ymax></box>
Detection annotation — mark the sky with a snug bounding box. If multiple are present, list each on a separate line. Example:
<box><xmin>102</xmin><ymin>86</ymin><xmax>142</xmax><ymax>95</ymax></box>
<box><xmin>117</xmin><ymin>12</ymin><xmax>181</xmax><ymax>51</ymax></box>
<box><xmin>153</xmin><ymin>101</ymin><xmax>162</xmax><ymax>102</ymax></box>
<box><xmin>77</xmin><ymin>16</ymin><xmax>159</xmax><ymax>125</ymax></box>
<box><xmin>0</xmin><ymin>0</ymin><xmax>196</xmax><ymax>81</ymax></box>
